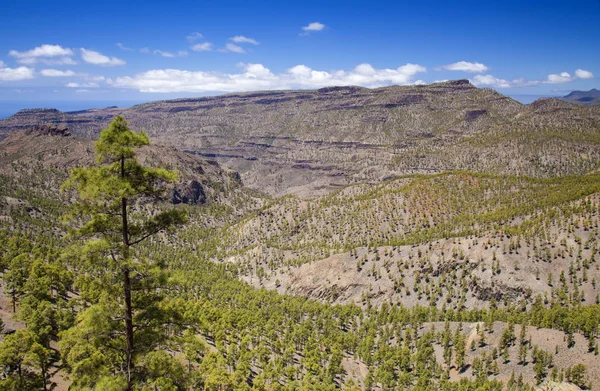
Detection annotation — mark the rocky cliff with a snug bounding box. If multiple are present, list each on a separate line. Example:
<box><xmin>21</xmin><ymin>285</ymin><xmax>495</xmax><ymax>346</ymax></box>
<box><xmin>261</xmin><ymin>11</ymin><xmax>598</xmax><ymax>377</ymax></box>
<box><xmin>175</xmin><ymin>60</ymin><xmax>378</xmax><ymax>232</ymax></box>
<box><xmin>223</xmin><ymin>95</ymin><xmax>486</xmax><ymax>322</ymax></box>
<box><xmin>2</xmin><ymin>81</ymin><xmax>599</xmax><ymax>197</ymax></box>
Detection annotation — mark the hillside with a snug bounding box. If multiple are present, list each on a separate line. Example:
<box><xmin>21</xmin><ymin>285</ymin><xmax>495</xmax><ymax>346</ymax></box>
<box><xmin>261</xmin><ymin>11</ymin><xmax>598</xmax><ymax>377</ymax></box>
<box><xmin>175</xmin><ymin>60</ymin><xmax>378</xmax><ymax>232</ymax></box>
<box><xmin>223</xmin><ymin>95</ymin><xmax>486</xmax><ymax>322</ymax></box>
<box><xmin>2</xmin><ymin>81</ymin><xmax>599</xmax><ymax>197</ymax></box>
<box><xmin>0</xmin><ymin>124</ymin><xmax>265</xmax><ymax>235</ymax></box>
<box><xmin>561</xmin><ymin>89</ymin><xmax>600</xmax><ymax>107</ymax></box>
<box><xmin>178</xmin><ymin>171</ymin><xmax>600</xmax><ymax>312</ymax></box>
<box><xmin>1</xmin><ymin>130</ymin><xmax>598</xmax><ymax>390</ymax></box>
<box><xmin>1</xmin><ymin>84</ymin><xmax>600</xmax><ymax>390</ymax></box>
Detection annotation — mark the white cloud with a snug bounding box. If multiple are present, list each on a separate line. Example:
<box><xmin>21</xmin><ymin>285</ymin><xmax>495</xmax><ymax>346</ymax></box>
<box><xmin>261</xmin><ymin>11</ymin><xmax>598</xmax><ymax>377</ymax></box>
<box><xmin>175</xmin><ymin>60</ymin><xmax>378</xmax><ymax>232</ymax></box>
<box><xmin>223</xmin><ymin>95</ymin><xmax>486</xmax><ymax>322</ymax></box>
<box><xmin>221</xmin><ymin>43</ymin><xmax>246</xmax><ymax>53</ymax></box>
<box><xmin>471</xmin><ymin>75</ymin><xmax>513</xmax><ymax>88</ymax></box>
<box><xmin>302</xmin><ymin>22</ymin><xmax>325</xmax><ymax>33</ymax></box>
<box><xmin>544</xmin><ymin>69</ymin><xmax>594</xmax><ymax>84</ymax></box>
<box><xmin>437</xmin><ymin>61</ymin><xmax>488</xmax><ymax>73</ymax></box>
<box><xmin>110</xmin><ymin>62</ymin><xmax>427</xmax><ymax>93</ymax></box>
<box><xmin>153</xmin><ymin>50</ymin><xmax>188</xmax><ymax>58</ymax></box>
<box><xmin>38</xmin><ymin>57</ymin><xmax>77</xmax><ymax>65</ymax></box>
<box><xmin>191</xmin><ymin>42</ymin><xmax>213</xmax><ymax>52</ymax></box>
<box><xmin>119</xmin><ymin>43</ymin><xmax>184</xmax><ymax>56</ymax></box>
<box><xmin>116</xmin><ymin>43</ymin><xmax>135</xmax><ymax>51</ymax></box>
<box><xmin>186</xmin><ymin>32</ymin><xmax>204</xmax><ymax>42</ymax></box>
<box><xmin>546</xmin><ymin>72</ymin><xmax>573</xmax><ymax>84</ymax></box>
<box><xmin>575</xmin><ymin>69</ymin><xmax>594</xmax><ymax>79</ymax></box>
<box><xmin>80</xmin><ymin>49</ymin><xmax>126</xmax><ymax>66</ymax></box>
<box><xmin>154</xmin><ymin>50</ymin><xmax>175</xmax><ymax>58</ymax></box>
<box><xmin>9</xmin><ymin>44</ymin><xmax>73</xmax><ymax>62</ymax></box>
<box><xmin>0</xmin><ymin>61</ymin><xmax>4</xmax><ymax>67</ymax></box>
<box><xmin>472</xmin><ymin>68</ymin><xmax>593</xmax><ymax>88</ymax></box>
<box><xmin>471</xmin><ymin>74</ymin><xmax>540</xmax><ymax>88</ymax></box>
<box><xmin>40</xmin><ymin>69</ymin><xmax>76</xmax><ymax>77</ymax></box>
<box><xmin>512</xmin><ymin>78</ymin><xmax>541</xmax><ymax>87</ymax></box>
<box><xmin>0</xmin><ymin>66</ymin><xmax>35</xmax><ymax>81</ymax></box>
<box><xmin>9</xmin><ymin>44</ymin><xmax>75</xmax><ymax>65</ymax></box>
<box><xmin>230</xmin><ymin>36</ymin><xmax>259</xmax><ymax>45</ymax></box>
<box><xmin>66</xmin><ymin>82</ymin><xmax>100</xmax><ymax>88</ymax></box>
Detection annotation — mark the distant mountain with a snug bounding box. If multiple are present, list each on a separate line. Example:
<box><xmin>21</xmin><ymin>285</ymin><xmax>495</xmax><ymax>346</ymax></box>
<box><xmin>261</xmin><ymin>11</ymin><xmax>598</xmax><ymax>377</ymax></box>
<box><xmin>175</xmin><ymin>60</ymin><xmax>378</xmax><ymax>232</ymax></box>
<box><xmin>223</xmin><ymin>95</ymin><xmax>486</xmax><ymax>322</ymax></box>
<box><xmin>561</xmin><ymin>88</ymin><xmax>600</xmax><ymax>106</ymax></box>
<box><xmin>1</xmin><ymin>80</ymin><xmax>599</xmax><ymax>197</ymax></box>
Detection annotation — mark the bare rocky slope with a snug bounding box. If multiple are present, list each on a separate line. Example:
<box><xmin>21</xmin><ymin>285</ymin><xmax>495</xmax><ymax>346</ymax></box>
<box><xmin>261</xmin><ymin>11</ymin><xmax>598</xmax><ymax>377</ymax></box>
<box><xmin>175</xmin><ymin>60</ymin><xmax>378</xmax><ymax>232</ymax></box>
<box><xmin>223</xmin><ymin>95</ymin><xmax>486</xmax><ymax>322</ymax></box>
<box><xmin>2</xmin><ymin>80</ymin><xmax>599</xmax><ymax>197</ymax></box>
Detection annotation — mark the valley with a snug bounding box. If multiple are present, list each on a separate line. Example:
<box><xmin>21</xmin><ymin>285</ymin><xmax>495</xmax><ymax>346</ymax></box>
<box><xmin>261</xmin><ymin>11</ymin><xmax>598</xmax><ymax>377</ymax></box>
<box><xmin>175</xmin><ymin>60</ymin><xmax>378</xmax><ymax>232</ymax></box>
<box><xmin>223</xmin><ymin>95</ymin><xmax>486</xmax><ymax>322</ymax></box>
<box><xmin>1</xmin><ymin>81</ymin><xmax>600</xmax><ymax>390</ymax></box>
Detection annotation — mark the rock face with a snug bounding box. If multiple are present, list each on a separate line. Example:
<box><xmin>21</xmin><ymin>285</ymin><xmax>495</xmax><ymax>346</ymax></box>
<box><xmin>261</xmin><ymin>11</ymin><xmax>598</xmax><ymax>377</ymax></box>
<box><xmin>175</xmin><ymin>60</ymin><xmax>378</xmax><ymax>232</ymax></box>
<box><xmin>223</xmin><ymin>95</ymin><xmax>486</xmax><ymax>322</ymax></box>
<box><xmin>172</xmin><ymin>180</ymin><xmax>206</xmax><ymax>205</ymax></box>
<box><xmin>0</xmin><ymin>128</ymin><xmax>248</xmax><ymax>210</ymax></box>
<box><xmin>1</xmin><ymin>81</ymin><xmax>599</xmax><ymax>197</ymax></box>
<box><xmin>25</xmin><ymin>124</ymin><xmax>71</xmax><ymax>137</ymax></box>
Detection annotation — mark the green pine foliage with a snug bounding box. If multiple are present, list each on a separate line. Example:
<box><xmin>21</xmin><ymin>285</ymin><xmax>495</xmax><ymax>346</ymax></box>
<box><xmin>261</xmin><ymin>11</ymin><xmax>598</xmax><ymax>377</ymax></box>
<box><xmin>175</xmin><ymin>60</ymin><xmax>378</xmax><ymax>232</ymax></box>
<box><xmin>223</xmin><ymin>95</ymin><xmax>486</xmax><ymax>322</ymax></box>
<box><xmin>60</xmin><ymin>116</ymin><xmax>187</xmax><ymax>389</ymax></box>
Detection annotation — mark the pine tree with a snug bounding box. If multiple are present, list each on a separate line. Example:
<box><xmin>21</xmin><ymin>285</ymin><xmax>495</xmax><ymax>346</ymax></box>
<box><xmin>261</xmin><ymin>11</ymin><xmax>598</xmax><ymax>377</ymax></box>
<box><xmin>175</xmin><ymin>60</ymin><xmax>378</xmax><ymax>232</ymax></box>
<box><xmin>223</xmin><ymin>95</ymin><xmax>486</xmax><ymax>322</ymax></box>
<box><xmin>569</xmin><ymin>364</ymin><xmax>588</xmax><ymax>389</ymax></box>
<box><xmin>61</xmin><ymin>116</ymin><xmax>186</xmax><ymax>389</ymax></box>
<box><xmin>454</xmin><ymin>334</ymin><xmax>466</xmax><ymax>370</ymax></box>
<box><xmin>5</xmin><ymin>254</ymin><xmax>31</xmax><ymax>313</ymax></box>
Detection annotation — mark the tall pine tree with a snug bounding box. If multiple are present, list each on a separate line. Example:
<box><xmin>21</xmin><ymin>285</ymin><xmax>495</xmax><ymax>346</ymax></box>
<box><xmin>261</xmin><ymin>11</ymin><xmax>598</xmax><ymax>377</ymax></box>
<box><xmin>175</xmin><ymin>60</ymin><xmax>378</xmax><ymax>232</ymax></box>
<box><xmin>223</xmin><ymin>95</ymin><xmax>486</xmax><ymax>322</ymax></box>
<box><xmin>61</xmin><ymin>116</ymin><xmax>186</xmax><ymax>389</ymax></box>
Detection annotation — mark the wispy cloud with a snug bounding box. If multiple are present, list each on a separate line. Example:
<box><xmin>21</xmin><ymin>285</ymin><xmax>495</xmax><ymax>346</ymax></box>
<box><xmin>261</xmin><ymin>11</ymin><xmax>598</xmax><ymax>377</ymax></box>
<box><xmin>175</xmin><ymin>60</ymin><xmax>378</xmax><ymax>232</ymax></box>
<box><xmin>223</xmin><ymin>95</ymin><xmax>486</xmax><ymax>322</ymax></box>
<box><xmin>116</xmin><ymin>42</ymin><xmax>136</xmax><ymax>51</ymax></box>
<box><xmin>153</xmin><ymin>50</ymin><xmax>188</xmax><ymax>58</ymax></box>
<box><xmin>110</xmin><ymin>62</ymin><xmax>426</xmax><ymax>93</ymax></box>
<box><xmin>40</xmin><ymin>69</ymin><xmax>76</xmax><ymax>77</ymax></box>
<box><xmin>154</xmin><ymin>50</ymin><xmax>175</xmax><ymax>58</ymax></box>
<box><xmin>471</xmin><ymin>68</ymin><xmax>594</xmax><ymax>88</ymax></box>
<box><xmin>186</xmin><ymin>32</ymin><xmax>204</xmax><ymax>42</ymax></box>
<box><xmin>9</xmin><ymin>44</ymin><xmax>75</xmax><ymax>65</ymax></box>
<box><xmin>230</xmin><ymin>36</ymin><xmax>259</xmax><ymax>45</ymax></box>
<box><xmin>301</xmin><ymin>22</ymin><xmax>325</xmax><ymax>35</ymax></box>
<box><xmin>118</xmin><ymin>43</ymin><xmax>188</xmax><ymax>58</ymax></box>
<box><xmin>191</xmin><ymin>42</ymin><xmax>213</xmax><ymax>52</ymax></box>
<box><xmin>437</xmin><ymin>61</ymin><xmax>488</xmax><ymax>73</ymax></box>
<box><xmin>220</xmin><ymin>43</ymin><xmax>245</xmax><ymax>53</ymax></box>
<box><xmin>471</xmin><ymin>75</ymin><xmax>520</xmax><ymax>88</ymax></box>
<box><xmin>66</xmin><ymin>81</ymin><xmax>100</xmax><ymax>88</ymax></box>
<box><xmin>87</xmin><ymin>75</ymin><xmax>106</xmax><ymax>81</ymax></box>
<box><xmin>80</xmin><ymin>49</ymin><xmax>126</xmax><ymax>66</ymax></box>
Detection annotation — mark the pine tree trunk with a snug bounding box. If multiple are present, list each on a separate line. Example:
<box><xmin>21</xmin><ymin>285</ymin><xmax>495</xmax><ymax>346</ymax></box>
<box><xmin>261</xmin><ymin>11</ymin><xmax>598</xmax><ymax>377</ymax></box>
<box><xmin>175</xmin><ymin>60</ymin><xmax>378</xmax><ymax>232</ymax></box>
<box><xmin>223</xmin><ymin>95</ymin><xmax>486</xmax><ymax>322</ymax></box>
<box><xmin>124</xmin><ymin>266</ymin><xmax>134</xmax><ymax>389</ymax></box>
<box><xmin>121</xmin><ymin>155</ymin><xmax>135</xmax><ymax>389</ymax></box>
<box><xmin>41</xmin><ymin>361</ymin><xmax>48</xmax><ymax>391</ymax></box>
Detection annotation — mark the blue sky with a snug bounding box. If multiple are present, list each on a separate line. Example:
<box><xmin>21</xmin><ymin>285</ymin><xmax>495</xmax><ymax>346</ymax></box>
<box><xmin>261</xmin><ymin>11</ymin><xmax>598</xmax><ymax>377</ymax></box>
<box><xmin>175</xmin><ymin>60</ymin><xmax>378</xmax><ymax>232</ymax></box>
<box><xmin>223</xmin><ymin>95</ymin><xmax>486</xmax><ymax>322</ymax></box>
<box><xmin>0</xmin><ymin>0</ymin><xmax>598</xmax><ymax>106</ymax></box>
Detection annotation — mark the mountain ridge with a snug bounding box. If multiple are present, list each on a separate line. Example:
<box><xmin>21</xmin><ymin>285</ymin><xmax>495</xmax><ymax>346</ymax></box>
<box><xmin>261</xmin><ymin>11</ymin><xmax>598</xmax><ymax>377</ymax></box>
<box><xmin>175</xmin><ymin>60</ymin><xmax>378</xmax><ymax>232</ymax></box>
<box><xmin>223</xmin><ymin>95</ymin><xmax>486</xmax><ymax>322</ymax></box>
<box><xmin>1</xmin><ymin>80</ymin><xmax>599</xmax><ymax>198</ymax></box>
<box><xmin>560</xmin><ymin>88</ymin><xmax>600</xmax><ymax>106</ymax></box>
